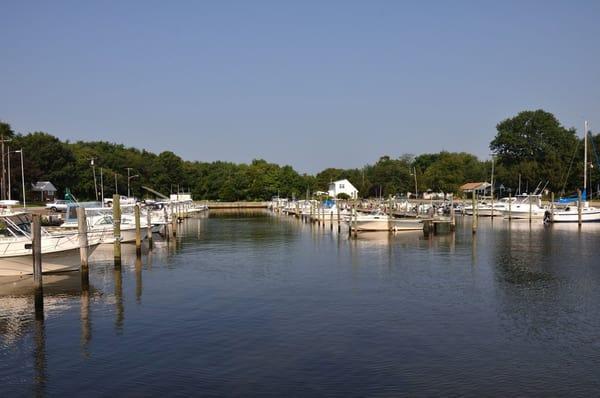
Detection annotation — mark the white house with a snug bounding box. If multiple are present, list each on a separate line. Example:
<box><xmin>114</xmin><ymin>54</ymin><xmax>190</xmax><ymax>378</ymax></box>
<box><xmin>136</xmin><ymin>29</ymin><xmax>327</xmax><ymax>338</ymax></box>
<box><xmin>328</xmin><ymin>179</ymin><xmax>358</xmax><ymax>199</ymax></box>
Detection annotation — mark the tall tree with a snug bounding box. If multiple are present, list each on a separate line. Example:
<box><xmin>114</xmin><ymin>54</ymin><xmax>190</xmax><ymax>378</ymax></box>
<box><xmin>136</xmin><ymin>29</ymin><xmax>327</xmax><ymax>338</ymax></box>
<box><xmin>490</xmin><ymin>110</ymin><xmax>578</xmax><ymax>193</ymax></box>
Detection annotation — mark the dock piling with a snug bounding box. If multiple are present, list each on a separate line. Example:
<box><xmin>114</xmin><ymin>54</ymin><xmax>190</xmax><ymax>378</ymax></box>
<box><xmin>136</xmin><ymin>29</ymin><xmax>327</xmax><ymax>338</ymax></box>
<box><xmin>147</xmin><ymin>209</ymin><xmax>153</xmax><ymax>250</ymax></box>
<box><xmin>135</xmin><ymin>204</ymin><xmax>142</xmax><ymax>257</ymax></box>
<box><xmin>32</xmin><ymin>214</ymin><xmax>43</xmax><ymax>285</ymax></box>
<box><xmin>113</xmin><ymin>194</ymin><xmax>122</xmax><ymax>267</ymax></box>
<box><xmin>76</xmin><ymin>207</ymin><xmax>90</xmax><ymax>285</ymax></box>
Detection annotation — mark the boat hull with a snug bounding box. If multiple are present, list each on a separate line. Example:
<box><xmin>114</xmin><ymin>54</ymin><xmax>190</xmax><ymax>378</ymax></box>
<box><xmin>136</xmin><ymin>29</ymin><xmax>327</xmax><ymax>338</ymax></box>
<box><xmin>0</xmin><ymin>245</ymin><xmax>99</xmax><ymax>276</ymax></box>
<box><xmin>546</xmin><ymin>209</ymin><xmax>600</xmax><ymax>223</ymax></box>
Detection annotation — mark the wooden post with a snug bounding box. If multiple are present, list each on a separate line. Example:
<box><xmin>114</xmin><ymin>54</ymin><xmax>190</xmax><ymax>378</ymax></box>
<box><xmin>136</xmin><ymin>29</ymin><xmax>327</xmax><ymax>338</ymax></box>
<box><xmin>76</xmin><ymin>207</ymin><xmax>89</xmax><ymax>275</ymax></box>
<box><xmin>337</xmin><ymin>204</ymin><xmax>341</xmax><ymax>232</ymax></box>
<box><xmin>171</xmin><ymin>205</ymin><xmax>177</xmax><ymax>237</ymax></box>
<box><xmin>32</xmin><ymin>213</ymin><xmax>44</xmax><ymax>330</ymax></box>
<box><xmin>134</xmin><ymin>204</ymin><xmax>142</xmax><ymax>257</ymax></box>
<box><xmin>330</xmin><ymin>207</ymin><xmax>333</xmax><ymax>230</ymax></box>
<box><xmin>353</xmin><ymin>204</ymin><xmax>358</xmax><ymax>237</ymax></box>
<box><xmin>508</xmin><ymin>191</ymin><xmax>512</xmax><ymax>221</ymax></box>
<box><xmin>147</xmin><ymin>209</ymin><xmax>153</xmax><ymax>250</ymax></box>
<box><xmin>113</xmin><ymin>194</ymin><xmax>121</xmax><ymax>267</ymax></box>
<box><xmin>32</xmin><ymin>214</ymin><xmax>43</xmax><ymax>285</ymax></box>
<box><xmin>163</xmin><ymin>207</ymin><xmax>170</xmax><ymax>242</ymax></box>
<box><xmin>349</xmin><ymin>205</ymin><xmax>354</xmax><ymax>238</ymax></box>
<box><xmin>423</xmin><ymin>219</ymin><xmax>431</xmax><ymax>237</ymax></box>
<box><xmin>578</xmin><ymin>189</ymin><xmax>582</xmax><ymax>226</ymax></box>
<box><xmin>471</xmin><ymin>193</ymin><xmax>477</xmax><ymax>234</ymax></box>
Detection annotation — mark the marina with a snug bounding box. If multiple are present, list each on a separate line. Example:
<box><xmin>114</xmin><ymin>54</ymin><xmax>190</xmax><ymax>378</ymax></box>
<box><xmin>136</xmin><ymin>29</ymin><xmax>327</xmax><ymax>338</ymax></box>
<box><xmin>2</xmin><ymin>2</ymin><xmax>600</xmax><ymax>395</ymax></box>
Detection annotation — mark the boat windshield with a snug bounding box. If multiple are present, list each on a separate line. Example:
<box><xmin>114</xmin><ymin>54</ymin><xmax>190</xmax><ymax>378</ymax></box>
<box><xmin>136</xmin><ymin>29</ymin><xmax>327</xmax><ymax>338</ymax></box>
<box><xmin>0</xmin><ymin>214</ymin><xmax>33</xmax><ymax>237</ymax></box>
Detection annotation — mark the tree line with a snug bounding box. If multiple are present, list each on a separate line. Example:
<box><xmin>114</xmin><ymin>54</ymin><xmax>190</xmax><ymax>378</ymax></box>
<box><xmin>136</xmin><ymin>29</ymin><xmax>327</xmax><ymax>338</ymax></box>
<box><xmin>0</xmin><ymin>109</ymin><xmax>597</xmax><ymax>202</ymax></box>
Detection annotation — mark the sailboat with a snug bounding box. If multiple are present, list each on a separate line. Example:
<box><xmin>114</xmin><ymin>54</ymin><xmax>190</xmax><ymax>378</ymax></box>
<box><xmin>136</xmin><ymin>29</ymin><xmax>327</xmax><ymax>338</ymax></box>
<box><xmin>546</xmin><ymin>121</ymin><xmax>600</xmax><ymax>223</ymax></box>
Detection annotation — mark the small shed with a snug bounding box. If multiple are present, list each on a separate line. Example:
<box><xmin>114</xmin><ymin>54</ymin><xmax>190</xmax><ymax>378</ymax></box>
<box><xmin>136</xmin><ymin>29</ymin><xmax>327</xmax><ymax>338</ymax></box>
<box><xmin>31</xmin><ymin>181</ymin><xmax>57</xmax><ymax>201</ymax></box>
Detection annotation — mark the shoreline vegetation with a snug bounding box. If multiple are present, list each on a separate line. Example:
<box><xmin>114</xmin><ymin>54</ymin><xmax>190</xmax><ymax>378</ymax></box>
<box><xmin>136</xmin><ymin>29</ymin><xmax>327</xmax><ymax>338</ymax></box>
<box><xmin>1</xmin><ymin>109</ymin><xmax>597</xmax><ymax>202</ymax></box>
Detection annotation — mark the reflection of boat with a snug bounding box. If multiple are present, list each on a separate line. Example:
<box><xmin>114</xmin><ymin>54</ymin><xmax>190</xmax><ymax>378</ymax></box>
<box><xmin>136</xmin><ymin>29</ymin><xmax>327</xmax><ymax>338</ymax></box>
<box><xmin>0</xmin><ymin>213</ymin><xmax>100</xmax><ymax>276</ymax></box>
<box><xmin>89</xmin><ymin>243</ymin><xmax>145</xmax><ymax>265</ymax></box>
<box><xmin>0</xmin><ymin>273</ymin><xmax>92</xmax><ymax>347</ymax></box>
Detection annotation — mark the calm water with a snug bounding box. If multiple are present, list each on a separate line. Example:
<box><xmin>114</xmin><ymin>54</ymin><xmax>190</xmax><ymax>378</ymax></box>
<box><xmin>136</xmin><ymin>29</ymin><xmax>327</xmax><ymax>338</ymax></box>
<box><xmin>2</xmin><ymin>211</ymin><xmax>600</xmax><ymax>397</ymax></box>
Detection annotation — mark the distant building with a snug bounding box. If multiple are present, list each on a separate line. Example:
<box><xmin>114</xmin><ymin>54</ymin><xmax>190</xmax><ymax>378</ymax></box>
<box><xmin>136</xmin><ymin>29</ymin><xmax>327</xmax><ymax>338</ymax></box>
<box><xmin>460</xmin><ymin>182</ymin><xmax>491</xmax><ymax>198</ymax></box>
<box><xmin>328</xmin><ymin>179</ymin><xmax>358</xmax><ymax>199</ymax></box>
<box><xmin>31</xmin><ymin>181</ymin><xmax>57</xmax><ymax>201</ymax></box>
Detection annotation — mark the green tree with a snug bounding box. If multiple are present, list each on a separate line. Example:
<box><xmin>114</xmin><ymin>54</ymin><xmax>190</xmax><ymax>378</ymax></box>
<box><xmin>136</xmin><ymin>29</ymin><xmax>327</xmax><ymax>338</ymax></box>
<box><xmin>490</xmin><ymin>110</ymin><xmax>578</xmax><ymax>192</ymax></box>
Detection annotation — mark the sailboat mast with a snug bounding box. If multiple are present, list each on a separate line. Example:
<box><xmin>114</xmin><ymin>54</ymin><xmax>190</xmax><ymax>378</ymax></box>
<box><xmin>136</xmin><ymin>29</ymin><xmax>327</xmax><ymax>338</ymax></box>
<box><xmin>584</xmin><ymin>120</ymin><xmax>588</xmax><ymax>198</ymax></box>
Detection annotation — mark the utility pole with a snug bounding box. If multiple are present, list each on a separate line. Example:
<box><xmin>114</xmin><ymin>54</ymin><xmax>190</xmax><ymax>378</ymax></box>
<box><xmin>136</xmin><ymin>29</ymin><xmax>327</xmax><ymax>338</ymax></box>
<box><xmin>7</xmin><ymin>145</ymin><xmax>10</xmax><ymax>200</ymax></box>
<box><xmin>0</xmin><ymin>135</ymin><xmax>12</xmax><ymax>200</ymax></box>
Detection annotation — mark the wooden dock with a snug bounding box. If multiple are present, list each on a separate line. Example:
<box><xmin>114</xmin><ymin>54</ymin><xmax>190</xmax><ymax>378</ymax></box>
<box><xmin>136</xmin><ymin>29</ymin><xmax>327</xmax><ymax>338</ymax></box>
<box><xmin>205</xmin><ymin>201</ymin><xmax>269</xmax><ymax>209</ymax></box>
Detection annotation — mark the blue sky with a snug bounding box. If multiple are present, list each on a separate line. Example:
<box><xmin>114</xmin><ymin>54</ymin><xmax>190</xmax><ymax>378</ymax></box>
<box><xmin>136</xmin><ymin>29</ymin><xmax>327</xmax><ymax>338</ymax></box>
<box><xmin>1</xmin><ymin>1</ymin><xmax>599</xmax><ymax>173</ymax></box>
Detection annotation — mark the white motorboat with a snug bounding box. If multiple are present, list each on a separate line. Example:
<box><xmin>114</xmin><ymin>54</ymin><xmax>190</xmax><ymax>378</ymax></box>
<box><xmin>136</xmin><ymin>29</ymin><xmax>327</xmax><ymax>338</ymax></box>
<box><xmin>0</xmin><ymin>213</ymin><xmax>100</xmax><ymax>276</ymax></box>
<box><xmin>61</xmin><ymin>206</ymin><xmax>147</xmax><ymax>243</ymax></box>
<box><xmin>546</xmin><ymin>204</ymin><xmax>600</xmax><ymax>223</ymax></box>
<box><xmin>499</xmin><ymin>194</ymin><xmax>546</xmax><ymax>219</ymax></box>
<box><xmin>314</xmin><ymin>203</ymin><xmax>351</xmax><ymax>221</ymax></box>
<box><xmin>348</xmin><ymin>210</ymin><xmax>423</xmax><ymax>231</ymax></box>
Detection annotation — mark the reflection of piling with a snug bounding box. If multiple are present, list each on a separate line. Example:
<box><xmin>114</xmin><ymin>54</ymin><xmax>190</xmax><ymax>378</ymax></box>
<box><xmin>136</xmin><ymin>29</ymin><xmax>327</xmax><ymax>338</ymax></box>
<box><xmin>550</xmin><ymin>192</ymin><xmax>555</xmax><ymax>223</ymax></box>
<box><xmin>337</xmin><ymin>204</ymin><xmax>341</xmax><ymax>232</ymax></box>
<box><xmin>80</xmin><ymin>281</ymin><xmax>91</xmax><ymax>352</ymax></box>
<box><xmin>450</xmin><ymin>195</ymin><xmax>455</xmax><ymax>231</ymax></box>
<box><xmin>113</xmin><ymin>194</ymin><xmax>122</xmax><ymax>267</ymax></box>
<box><xmin>146</xmin><ymin>210</ymin><xmax>153</xmax><ymax>250</ymax></box>
<box><xmin>33</xmin><ymin>310</ymin><xmax>46</xmax><ymax>395</ymax></box>
<box><xmin>114</xmin><ymin>268</ymin><xmax>124</xmax><ymax>332</ymax></box>
<box><xmin>578</xmin><ymin>189</ymin><xmax>582</xmax><ymax>226</ymax></box>
<box><xmin>135</xmin><ymin>256</ymin><xmax>142</xmax><ymax>303</ymax></box>
<box><xmin>134</xmin><ymin>204</ymin><xmax>142</xmax><ymax>257</ymax></box>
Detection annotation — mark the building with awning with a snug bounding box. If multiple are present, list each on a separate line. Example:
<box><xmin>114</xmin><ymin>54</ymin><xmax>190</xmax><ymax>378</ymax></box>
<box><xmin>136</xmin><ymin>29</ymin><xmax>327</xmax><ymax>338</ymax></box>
<box><xmin>460</xmin><ymin>182</ymin><xmax>491</xmax><ymax>198</ymax></box>
<box><xmin>31</xmin><ymin>181</ymin><xmax>57</xmax><ymax>201</ymax></box>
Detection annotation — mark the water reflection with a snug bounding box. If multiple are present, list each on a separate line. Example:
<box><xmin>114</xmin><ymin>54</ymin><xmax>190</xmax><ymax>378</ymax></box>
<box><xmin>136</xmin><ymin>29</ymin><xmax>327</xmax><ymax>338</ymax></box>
<box><xmin>114</xmin><ymin>268</ymin><xmax>124</xmax><ymax>333</ymax></box>
<box><xmin>3</xmin><ymin>213</ymin><xmax>600</xmax><ymax>396</ymax></box>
